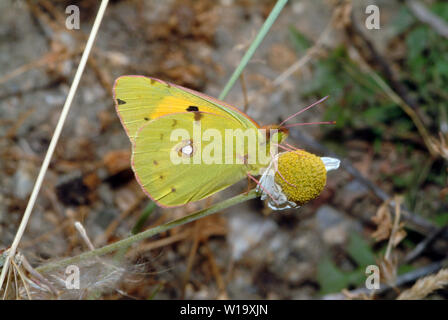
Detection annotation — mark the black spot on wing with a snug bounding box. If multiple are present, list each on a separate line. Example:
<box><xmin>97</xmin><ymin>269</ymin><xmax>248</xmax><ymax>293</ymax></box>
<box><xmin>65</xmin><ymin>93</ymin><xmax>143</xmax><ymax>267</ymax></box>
<box><xmin>117</xmin><ymin>98</ymin><xmax>126</xmax><ymax>105</ymax></box>
<box><xmin>144</xmin><ymin>117</ymin><xmax>150</xmax><ymax>121</ymax></box>
<box><xmin>187</xmin><ymin>106</ymin><xmax>199</xmax><ymax>112</ymax></box>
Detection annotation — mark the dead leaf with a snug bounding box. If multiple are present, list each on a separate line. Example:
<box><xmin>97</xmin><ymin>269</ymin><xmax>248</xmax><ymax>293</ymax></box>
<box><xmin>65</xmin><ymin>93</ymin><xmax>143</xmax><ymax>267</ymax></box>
<box><xmin>392</xmin><ymin>223</ymin><xmax>407</xmax><ymax>247</ymax></box>
<box><xmin>371</xmin><ymin>200</ymin><xmax>393</xmax><ymax>242</ymax></box>
<box><xmin>103</xmin><ymin>150</ymin><xmax>131</xmax><ymax>175</ymax></box>
<box><xmin>378</xmin><ymin>255</ymin><xmax>398</xmax><ymax>286</ymax></box>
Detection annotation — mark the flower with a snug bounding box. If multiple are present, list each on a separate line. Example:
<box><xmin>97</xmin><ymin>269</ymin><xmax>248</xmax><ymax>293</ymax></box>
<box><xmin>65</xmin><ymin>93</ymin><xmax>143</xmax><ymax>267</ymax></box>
<box><xmin>257</xmin><ymin>150</ymin><xmax>340</xmax><ymax>210</ymax></box>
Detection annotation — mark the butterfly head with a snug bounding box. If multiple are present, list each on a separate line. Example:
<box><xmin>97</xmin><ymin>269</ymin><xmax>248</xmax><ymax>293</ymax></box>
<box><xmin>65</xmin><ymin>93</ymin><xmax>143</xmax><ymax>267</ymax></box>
<box><xmin>261</xmin><ymin>124</ymin><xmax>289</xmax><ymax>145</ymax></box>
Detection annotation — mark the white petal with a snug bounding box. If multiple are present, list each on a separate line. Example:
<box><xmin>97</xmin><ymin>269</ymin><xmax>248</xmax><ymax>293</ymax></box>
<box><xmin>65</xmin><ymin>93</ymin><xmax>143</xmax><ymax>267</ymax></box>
<box><xmin>320</xmin><ymin>157</ymin><xmax>340</xmax><ymax>172</ymax></box>
<box><xmin>257</xmin><ymin>155</ymin><xmax>298</xmax><ymax>210</ymax></box>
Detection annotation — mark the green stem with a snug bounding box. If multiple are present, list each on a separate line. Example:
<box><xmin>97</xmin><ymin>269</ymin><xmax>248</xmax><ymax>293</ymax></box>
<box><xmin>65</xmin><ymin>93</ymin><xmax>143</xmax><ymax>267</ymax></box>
<box><xmin>131</xmin><ymin>201</ymin><xmax>157</xmax><ymax>234</ymax></box>
<box><xmin>36</xmin><ymin>190</ymin><xmax>258</xmax><ymax>274</ymax></box>
<box><xmin>218</xmin><ymin>0</ymin><xmax>288</xmax><ymax>100</ymax></box>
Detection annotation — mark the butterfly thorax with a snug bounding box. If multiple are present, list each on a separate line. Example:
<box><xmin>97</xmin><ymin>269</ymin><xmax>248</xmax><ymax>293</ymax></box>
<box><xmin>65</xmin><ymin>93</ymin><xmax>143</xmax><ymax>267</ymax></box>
<box><xmin>261</xmin><ymin>124</ymin><xmax>289</xmax><ymax>144</ymax></box>
<box><xmin>244</xmin><ymin>125</ymin><xmax>289</xmax><ymax>175</ymax></box>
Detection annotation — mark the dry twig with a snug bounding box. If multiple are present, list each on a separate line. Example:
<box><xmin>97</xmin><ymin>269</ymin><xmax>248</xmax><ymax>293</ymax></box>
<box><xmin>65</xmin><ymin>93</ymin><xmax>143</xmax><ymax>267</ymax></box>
<box><xmin>290</xmin><ymin>129</ymin><xmax>443</xmax><ymax>238</ymax></box>
<box><xmin>323</xmin><ymin>259</ymin><xmax>448</xmax><ymax>299</ymax></box>
<box><xmin>407</xmin><ymin>0</ymin><xmax>448</xmax><ymax>39</ymax></box>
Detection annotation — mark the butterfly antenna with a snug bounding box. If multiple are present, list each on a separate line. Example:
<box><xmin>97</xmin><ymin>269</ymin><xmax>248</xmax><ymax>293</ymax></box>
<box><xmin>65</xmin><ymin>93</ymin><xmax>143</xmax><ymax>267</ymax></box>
<box><xmin>284</xmin><ymin>121</ymin><xmax>336</xmax><ymax>128</ymax></box>
<box><xmin>279</xmin><ymin>96</ymin><xmax>330</xmax><ymax>126</ymax></box>
<box><xmin>247</xmin><ymin>173</ymin><xmax>279</xmax><ymax>206</ymax></box>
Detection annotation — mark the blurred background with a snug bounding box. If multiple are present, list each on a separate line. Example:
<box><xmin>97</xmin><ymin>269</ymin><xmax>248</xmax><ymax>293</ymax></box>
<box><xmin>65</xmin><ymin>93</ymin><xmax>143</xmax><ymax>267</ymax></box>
<box><xmin>0</xmin><ymin>0</ymin><xmax>447</xmax><ymax>299</ymax></box>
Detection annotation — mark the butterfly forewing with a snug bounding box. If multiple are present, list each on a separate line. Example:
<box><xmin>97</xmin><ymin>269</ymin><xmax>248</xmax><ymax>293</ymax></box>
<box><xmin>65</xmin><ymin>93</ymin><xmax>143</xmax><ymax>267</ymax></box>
<box><xmin>113</xmin><ymin>76</ymin><xmax>259</xmax><ymax>143</ymax></box>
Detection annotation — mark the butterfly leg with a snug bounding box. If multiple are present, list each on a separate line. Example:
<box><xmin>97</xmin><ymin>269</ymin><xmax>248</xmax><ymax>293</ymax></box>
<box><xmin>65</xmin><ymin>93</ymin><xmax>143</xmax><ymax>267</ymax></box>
<box><xmin>246</xmin><ymin>173</ymin><xmax>280</xmax><ymax>207</ymax></box>
<box><xmin>281</xmin><ymin>142</ymin><xmax>305</xmax><ymax>153</ymax></box>
<box><xmin>269</xmin><ymin>149</ymin><xmax>297</xmax><ymax>188</ymax></box>
<box><xmin>272</xmin><ymin>143</ymin><xmax>293</xmax><ymax>152</ymax></box>
<box><xmin>275</xmin><ymin>142</ymin><xmax>307</xmax><ymax>161</ymax></box>
<box><xmin>244</xmin><ymin>175</ymin><xmax>252</xmax><ymax>195</ymax></box>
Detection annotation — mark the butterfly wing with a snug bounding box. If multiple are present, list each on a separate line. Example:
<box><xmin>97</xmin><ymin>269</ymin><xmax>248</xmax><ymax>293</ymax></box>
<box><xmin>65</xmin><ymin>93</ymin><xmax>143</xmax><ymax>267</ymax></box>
<box><xmin>132</xmin><ymin>112</ymin><xmax>256</xmax><ymax>207</ymax></box>
<box><xmin>113</xmin><ymin>75</ymin><xmax>259</xmax><ymax>143</ymax></box>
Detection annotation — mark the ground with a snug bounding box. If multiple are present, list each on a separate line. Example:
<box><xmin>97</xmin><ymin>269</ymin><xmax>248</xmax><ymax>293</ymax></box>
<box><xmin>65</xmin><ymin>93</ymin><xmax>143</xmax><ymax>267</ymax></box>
<box><xmin>0</xmin><ymin>0</ymin><xmax>447</xmax><ymax>300</ymax></box>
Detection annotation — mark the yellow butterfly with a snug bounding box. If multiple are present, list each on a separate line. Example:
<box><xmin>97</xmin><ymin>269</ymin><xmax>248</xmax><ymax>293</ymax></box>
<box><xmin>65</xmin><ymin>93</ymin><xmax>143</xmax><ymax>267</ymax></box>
<box><xmin>113</xmin><ymin>76</ymin><xmax>336</xmax><ymax>208</ymax></box>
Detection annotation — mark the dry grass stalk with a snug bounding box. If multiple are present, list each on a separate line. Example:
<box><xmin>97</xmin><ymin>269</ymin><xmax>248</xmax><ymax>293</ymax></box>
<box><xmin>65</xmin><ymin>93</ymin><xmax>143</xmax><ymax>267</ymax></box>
<box><xmin>385</xmin><ymin>196</ymin><xmax>407</xmax><ymax>260</ymax></box>
<box><xmin>0</xmin><ymin>0</ymin><xmax>110</xmax><ymax>292</ymax></box>
<box><xmin>374</xmin><ymin>196</ymin><xmax>406</xmax><ymax>288</ymax></box>
<box><xmin>429</xmin><ymin>132</ymin><xmax>448</xmax><ymax>161</ymax></box>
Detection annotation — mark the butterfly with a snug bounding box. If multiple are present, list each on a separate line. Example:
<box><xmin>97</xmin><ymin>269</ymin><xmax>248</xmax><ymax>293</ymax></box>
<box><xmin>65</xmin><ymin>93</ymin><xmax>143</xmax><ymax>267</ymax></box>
<box><xmin>113</xmin><ymin>75</ymin><xmax>330</xmax><ymax>208</ymax></box>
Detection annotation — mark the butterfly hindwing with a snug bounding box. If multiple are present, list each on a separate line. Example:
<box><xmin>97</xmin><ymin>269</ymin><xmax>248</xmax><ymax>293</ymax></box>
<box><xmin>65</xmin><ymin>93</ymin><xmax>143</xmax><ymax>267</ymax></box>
<box><xmin>132</xmin><ymin>112</ymin><xmax>253</xmax><ymax>207</ymax></box>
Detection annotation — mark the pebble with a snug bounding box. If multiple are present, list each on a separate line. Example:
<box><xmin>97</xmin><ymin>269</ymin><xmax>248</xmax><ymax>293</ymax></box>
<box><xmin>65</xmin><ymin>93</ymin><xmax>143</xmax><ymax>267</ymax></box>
<box><xmin>227</xmin><ymin>211</ymin><xmax>277</xmax><ymax>261</ymax></box>
<box><xmin>316</xmin><ymin>205</ymin><xmax>349</xmax><ymax>245</ymax></box>
<box><xmin>12</xmin><ymin>161</ymin><xmax>34</xmax><ymax>199</ymax></box>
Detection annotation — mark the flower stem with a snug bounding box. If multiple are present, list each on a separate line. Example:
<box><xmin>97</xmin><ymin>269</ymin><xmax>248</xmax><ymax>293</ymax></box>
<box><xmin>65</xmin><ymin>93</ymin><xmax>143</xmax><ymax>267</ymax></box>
<box><xmin>36</xmin><ymin>190</ymin><xmax>258</xmax><ymax>274</ymax></box>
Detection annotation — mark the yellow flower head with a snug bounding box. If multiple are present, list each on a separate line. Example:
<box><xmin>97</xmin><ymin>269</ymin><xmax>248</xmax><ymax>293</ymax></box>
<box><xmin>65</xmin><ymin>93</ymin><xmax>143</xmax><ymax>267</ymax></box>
<box><xmin>275</xmin><ymin>150</ymin><xmax>327</xmax><ymax>205</ymax></box>
<box><xmin>258</xmin><ymin>151</ymin><xmax>340</xmax><ymax>210</ymax></box>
